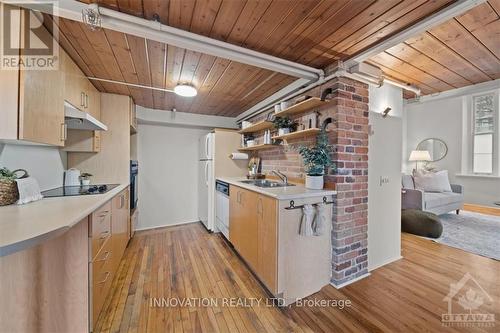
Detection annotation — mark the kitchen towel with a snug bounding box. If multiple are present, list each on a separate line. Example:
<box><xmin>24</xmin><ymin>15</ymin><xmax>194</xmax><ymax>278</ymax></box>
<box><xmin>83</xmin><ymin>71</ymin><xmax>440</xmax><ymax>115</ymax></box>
<box><xmin>299</xmin><ymin>204</ymin><xmax>315</xmax><ymax>236</ymax></box>
<box><xmin>15</xmin><ymin>177</ymin><xmax>43</xmax><ymax>205</ymax></box>
<box><xmin>313</xmin><ymin>203</ymin><xmax>328</xmax><ymax>236</ymax></box>
<box><xmin>229</xmin><ymin>152</ymin><xmax>249</xmax><ymax>160</ymax></box>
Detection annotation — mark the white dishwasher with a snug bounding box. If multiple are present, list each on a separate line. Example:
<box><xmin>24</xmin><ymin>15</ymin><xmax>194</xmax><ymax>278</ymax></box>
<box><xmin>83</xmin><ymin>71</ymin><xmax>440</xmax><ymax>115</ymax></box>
<box><xmin>215</xmin><ymin>180</ymin><xmax>230</xmax><ymax>239</ymax></box>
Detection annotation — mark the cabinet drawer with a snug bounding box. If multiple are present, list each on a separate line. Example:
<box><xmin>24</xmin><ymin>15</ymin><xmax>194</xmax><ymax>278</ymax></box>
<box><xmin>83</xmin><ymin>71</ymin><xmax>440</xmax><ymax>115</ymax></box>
<box><xmin>92</xmin><ymin>238</ymin><xmax>113</xmax><ymax>327</ymax></box>
<box><xmin>90</xmin><ymin>201</ymin><xmax>111</xmax><ymax>260</ymax></box>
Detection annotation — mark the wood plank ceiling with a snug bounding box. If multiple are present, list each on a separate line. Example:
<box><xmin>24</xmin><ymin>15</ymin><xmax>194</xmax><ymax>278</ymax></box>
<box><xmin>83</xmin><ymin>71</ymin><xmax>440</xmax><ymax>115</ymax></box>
<box><xmin>55</xmin><ymin>0</ymin><xmax>458</xmax><ymax>116</ymax></box>
<box><xmin>368</xmin><ymin>0</ymin><xmax>500</xmax><ymax>97</ymax></box>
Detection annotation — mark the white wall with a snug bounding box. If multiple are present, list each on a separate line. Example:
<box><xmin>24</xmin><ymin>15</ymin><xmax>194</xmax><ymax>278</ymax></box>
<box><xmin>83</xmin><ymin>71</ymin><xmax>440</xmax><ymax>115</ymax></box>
<box><xmin>368</xmin><ymin>84</ymin><xmax>403</xmax><ymax>271</ymax></box>
<box><xmin>0</xmin><ymin>144</ymin><xmax>67</xmax><ymax>191</ymax></box>
<box><xmin>404</xmin><ymin>91</ymin><xmax>500</xmax><ymax>207</ymax></box>
<box><xmin>137</xmin><ymin>124</ymin><xmax>210</xmax><ymax>230</ymax></box>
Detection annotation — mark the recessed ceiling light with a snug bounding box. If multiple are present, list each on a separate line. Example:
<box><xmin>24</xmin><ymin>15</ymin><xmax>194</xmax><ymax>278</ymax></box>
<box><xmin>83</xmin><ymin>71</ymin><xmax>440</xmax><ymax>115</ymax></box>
<box><xmin>174</xmin><ymin>84</ymin><xmax>197</xmax><ymax>97</ymax></box>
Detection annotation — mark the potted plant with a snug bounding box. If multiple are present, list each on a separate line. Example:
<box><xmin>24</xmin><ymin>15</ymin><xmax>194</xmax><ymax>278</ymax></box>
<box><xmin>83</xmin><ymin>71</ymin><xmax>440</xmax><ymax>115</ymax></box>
<box><xmin>273</xmin><ymin>116</ymin><xmax>297</xmax><ymax>136</ymax></box>
<box><xmin>298</xmin><ymin>129</ymin><xmax>334</xmax><ymax>189</ymax></box>
<box><xmin>80</xmin><ymin>172</ymin><xmax>93</xmax><ymax>186</ymax></box>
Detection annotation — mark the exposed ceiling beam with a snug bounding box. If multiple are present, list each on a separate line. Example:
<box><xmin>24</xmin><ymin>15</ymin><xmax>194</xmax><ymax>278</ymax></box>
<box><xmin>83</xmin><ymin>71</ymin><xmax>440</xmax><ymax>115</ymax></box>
<box><xmin>14</xmin><ymin>0</ymin><xmax>323</xmax><ymax>81</ymax></box>
<box><xmin>344</xmin><ymin>0</ymin><xmax>488</xmax><ymax>68</ymax></box>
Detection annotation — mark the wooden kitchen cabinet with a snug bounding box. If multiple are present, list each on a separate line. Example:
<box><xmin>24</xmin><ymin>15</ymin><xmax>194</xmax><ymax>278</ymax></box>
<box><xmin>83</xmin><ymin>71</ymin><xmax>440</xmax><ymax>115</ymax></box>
<box><xmin>229</xmin><ymin>185</ymin><xmax>278</xmax><ymax>293</ymax></box>
<box><xmin>63</xmin><ymin>130</ymin><xmax>101</xmax><ymax>153</ymax></box>
<box><xmin>111</xmin><ymin>188</ymin><xmax>130</xmax><ymax>274</ymax></box>
<box><xmin>257</xmin><ymin>195</ymin><xmax>278</xmax><ymax>293</ymax></box>
<box><xmin>230</xmin><ymin>186</ymin><xmax>259</xmax><ymax>269</ymax></box>
<box><xmin>61</xmin><ymin>51</ymin><xmax>100</xmax><ymax>120</ymax></box>
<box><xmin>90</xmin><ymin>187</ymin><xmax>130</xmax><ymax>328</ymax></box>
<box><xmin>0</xmin><ymin>7</ymin><xmax>65</xmax><ymax>146</ymax></box>
<box><xmin>61</xmin><ymin>50</ymin><xmax>87</xmax><ymax>110</ymax></box>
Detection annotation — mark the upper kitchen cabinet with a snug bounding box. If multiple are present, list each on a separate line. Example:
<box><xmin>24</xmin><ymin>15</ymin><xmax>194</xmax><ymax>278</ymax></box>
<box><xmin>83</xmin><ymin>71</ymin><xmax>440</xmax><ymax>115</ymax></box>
<box><xmin>0</xmin><ymin>6</ymin><xmax>65</xmax><ymax>146</ymax></box>
<box><xmin>61</xmin><ymin>51</ymin><xmax>100</xmax><ymax>120</ymax></box>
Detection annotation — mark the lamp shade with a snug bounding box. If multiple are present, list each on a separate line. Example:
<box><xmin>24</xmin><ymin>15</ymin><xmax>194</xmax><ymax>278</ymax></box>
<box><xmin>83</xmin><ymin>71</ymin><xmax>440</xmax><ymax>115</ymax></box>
<box><xmin>409</xmin><ymin>150</ymin><xmax>431</xmax><ymax>162</ymax></box>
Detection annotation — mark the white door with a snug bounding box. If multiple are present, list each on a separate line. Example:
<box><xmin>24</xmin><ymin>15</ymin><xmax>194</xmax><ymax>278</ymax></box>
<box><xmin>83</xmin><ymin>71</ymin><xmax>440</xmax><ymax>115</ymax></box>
<box><xmin>198</xmin><ymin>161</ymin><xmax>209</xmax><ymax>227</ymax></box>
<box><xmin>368</xmin><ymin>112</ymin><xmax>402</xmax><ymax>271</ymax></box>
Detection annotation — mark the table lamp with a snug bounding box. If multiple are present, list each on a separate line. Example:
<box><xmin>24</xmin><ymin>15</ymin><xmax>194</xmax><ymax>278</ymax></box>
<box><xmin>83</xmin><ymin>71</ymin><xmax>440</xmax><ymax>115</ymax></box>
<box><xmin>409</xmin><ymin>150</ymin><xmax>431</xmax><ymax>172</ymax></box>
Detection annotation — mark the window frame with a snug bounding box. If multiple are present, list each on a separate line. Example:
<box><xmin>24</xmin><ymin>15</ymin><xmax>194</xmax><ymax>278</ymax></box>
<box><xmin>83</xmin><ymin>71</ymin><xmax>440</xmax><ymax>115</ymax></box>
<box><xmin>471</xmin><ymin>91</ymin><xmax>499</xmax><ymax>175</ymax></box>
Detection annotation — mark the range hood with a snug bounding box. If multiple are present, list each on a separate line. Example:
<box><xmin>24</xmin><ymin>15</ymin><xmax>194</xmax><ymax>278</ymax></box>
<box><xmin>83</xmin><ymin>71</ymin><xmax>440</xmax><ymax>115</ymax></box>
<box><xmin>64</xmin><ymin>101</ymin><xmax>108</xmax><ymax>131</ymax></box>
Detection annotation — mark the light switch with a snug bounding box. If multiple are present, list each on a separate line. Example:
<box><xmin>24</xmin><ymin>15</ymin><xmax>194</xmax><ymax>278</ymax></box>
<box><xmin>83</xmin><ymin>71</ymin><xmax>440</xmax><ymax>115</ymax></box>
<box><xmin>379</xmin><ymin>176</ymin><xmax>390</xmax><ymax>186</ymax></box>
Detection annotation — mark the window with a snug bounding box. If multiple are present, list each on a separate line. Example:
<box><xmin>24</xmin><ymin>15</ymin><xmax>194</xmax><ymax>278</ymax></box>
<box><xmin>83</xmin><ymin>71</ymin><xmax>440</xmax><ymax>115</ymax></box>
<box><xmin>472</xmin><ymin>93</ymin><xmax>496</xmax><ymax>174</ymax></box>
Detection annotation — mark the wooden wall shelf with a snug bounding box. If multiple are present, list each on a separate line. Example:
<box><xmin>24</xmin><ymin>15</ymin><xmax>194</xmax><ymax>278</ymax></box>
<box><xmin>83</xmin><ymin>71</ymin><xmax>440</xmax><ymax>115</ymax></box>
<box><xmin>238</xmin><ymin>144</ymin><xmax>276</xmax><ymax>151</ymax></box>
<box><xmin>238</xmin><ymin>120</ymin><xmax>273</xmax><ymax>134</ymax></box>
<box><xmin>272</xmin><ymin>128</ymin><xmax>321</xmax><ymax>140</ymax></box>
<box><xmin>274</xmin><ymin>97</ymin><xmax>328</xmax><ymax>117</ymax></box>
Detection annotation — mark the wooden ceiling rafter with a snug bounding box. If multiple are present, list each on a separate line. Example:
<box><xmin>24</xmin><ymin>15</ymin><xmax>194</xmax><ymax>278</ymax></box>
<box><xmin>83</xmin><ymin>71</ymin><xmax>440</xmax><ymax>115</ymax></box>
<box><xmin>48</xmin><ymin>0</ymin><xmax>497</xmax><ymax>116</ymax></box>
<box><xmin>368</xmin><ymin>0</ymin><xmax>500</xmax><ymax>96</ymax></box>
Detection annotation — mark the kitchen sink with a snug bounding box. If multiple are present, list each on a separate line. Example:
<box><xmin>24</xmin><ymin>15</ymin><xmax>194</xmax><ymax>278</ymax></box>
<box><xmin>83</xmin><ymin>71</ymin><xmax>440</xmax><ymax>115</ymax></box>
<box><xmin>239</xmin><ymin>179</ymin><xmax>295</xmax><ymax>188</ymax></box>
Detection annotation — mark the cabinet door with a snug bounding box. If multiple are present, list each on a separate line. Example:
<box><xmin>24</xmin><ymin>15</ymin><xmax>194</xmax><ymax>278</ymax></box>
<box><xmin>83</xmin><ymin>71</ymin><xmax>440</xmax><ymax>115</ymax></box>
<box><xmin>257</xmin><ymin>195</ymin><xmax>278</xmax><ymax>293</ymax></box>
<box><xmin>111</xmin><ymin>188</ymin><xmax>129</xmax><ymax>274</ymax></box>
<box><xmin>87</xmin><ymin>81</ymin><xmax>101</xmax><ymax>120</ymax></box>
<box><xmin>18</xmin><ymin>11</ymin><xmax>65</xmax><ymax>146</ymax></box>
<box><xmin>61</xmin><ymin>50</ymin><xmax>87</xmax><ymax>110</ymax></box>
<box><xmin>230</xmin><ymin>187</ymin><xmax>258</xmax><ymax>269</ymax></box>
<box><xmin>229</xmin><ymin>186</ymin><xmax>242</xmax><ymax>246</ymax></box>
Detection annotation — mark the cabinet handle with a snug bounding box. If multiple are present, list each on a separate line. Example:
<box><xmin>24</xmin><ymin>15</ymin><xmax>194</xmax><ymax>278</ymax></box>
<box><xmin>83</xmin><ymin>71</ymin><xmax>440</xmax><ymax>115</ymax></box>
<box><xmin>80</xmin><ymin>92</ymin><xmax>85</xmax><ymax>107</ymax></box>
<box><xmin>95</xmin><ymin>251</ymin><xmax>110</xmax><ymax>262</ymax></box>
<box><xmin>97</xmin><ymin>271</ymin><xmax>110</xmax><ymax>284</ymax></box>
<box><xmin>257</xmin><ymin>198</ymin><xmax>263</xmax><ymax>217</ymax></box>
<box><xmin>60</xmin><ymin>123</ymin><xmax>67</xmax><ymax>141</ymax></box>
<box><xmin>85</xmin><ymin>94</ymin><xmax>89</xmax><ymax>108</ymax></box>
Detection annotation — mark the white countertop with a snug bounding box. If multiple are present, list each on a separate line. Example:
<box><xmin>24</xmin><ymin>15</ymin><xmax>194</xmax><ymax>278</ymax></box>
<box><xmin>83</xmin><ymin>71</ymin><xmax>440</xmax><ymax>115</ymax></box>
<box><xmin>217</xmin><ymin>177</ymin><xmax>336</xmax><ymax>200</ymax></box>
<box><xmin>0</xmin><ymin>184</ymin><xmax>128</xmax><ymax>257</ymax></box>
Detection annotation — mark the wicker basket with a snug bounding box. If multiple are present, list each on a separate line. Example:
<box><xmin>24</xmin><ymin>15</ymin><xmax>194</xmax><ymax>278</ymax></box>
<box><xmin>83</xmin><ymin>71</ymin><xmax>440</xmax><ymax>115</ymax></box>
<box><xmin>0</xmin><ymin>169</ymin><xmax>28</xmax><ymax>206</ymax></box>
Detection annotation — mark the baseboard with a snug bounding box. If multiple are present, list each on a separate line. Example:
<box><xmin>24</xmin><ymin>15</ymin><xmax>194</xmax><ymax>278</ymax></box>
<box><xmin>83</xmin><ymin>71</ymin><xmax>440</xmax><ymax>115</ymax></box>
<box><xmin>134</xmin><ymin>220</ymin><xmax>201</xmax><ymax>232</ymax></box>
<box><xmin>368</xmin><ymin>255</ymin><xmax>403</xmax><ymax>272</ymax></box>
<box><xmin>330</xmin><ymin>272</ymin><xmax>371</xmax><ymax>289</ymax></box>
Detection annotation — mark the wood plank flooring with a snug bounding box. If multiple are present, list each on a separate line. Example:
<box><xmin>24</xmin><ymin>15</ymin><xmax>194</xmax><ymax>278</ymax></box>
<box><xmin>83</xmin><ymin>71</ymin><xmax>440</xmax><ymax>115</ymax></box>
<box><xmin>95</xmin><ymin>223</ymin><xmax>499</xmax><ymax>333</ymax></box>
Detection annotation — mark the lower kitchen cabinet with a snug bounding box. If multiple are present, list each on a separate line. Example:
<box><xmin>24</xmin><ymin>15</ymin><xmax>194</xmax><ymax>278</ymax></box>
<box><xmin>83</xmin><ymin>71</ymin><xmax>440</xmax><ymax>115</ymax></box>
<box><xmin>90</xmin><ymin>187</ymin><xmax>130</xmax><ymax>329</ymax></box>
<box><xmin>229</xmin><ymin>185</ymin><xmax>277</xmax><ymax>293</ymax></box>
<box><xmin>111</xmin><ymin>188</ymin><xmax>130</xmax><ymax>273</ymax></box>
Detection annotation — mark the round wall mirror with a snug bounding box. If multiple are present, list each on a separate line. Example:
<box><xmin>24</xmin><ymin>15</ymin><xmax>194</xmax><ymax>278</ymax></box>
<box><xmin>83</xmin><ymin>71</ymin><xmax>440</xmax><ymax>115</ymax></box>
<box><xmin>416</xmin><ymin>138</ymin><xmax>448</xmax><ymax>162</ymax></box>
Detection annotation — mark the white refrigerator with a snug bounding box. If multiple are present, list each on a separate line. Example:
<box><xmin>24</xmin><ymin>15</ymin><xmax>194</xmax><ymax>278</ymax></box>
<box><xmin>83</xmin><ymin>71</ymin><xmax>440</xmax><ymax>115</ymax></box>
<box><xmin>198</xmin><ymin>133</ymin><xmax>214</xmax><ymax>231</ymax></box>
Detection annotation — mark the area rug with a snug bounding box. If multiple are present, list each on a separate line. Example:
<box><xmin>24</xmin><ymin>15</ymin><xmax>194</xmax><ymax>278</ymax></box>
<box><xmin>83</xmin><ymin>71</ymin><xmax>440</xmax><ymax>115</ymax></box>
<box><xmin>436</xmin><ymin>211</ymin><xmax>500</xmax><ymax>260</ymax></box>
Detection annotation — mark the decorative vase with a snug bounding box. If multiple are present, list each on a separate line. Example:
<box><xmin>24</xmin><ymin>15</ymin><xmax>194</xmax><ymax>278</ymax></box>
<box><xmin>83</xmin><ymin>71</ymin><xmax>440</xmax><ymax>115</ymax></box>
<box><xmin>305</xmin><ymin>175</ymin><xmax>324</xmax><ymax>189</ymax></box>
<box><xmin>278</xmin><ymin>128</ymin><xmax>290</xmax><ymax>136</ymax></box>
<box><xmin>81</xmin><ymin>179</ymin><xmax>91</xmax><ymax>186</ymax></box>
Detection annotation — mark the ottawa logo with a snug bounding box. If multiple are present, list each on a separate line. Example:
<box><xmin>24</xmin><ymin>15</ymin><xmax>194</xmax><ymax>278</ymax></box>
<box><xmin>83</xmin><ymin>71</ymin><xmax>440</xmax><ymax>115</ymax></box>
<box><xmin>442</xmin><ymin>272</ymin><xmax>495</xmax><ymax>327</ymax></box>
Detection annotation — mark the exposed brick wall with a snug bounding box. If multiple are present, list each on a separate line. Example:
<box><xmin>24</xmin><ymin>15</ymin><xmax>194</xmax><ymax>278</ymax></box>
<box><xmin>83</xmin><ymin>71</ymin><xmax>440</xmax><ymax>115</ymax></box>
<box><xmin>246</xmin><ymin>76</ymin><xmax>370</xmax><ymax>286</ymax></box>
<box><xmin>328</xmin><ymin>77</ymin><xmax>370</xmax><ymax>286</ymax></box>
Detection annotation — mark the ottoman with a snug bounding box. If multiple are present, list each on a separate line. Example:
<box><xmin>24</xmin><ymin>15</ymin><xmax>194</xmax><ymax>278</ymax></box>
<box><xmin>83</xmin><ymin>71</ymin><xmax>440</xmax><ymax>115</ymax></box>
<box><xmin>401</xmin><ymin>209</ymin><xmax>443</xmax><ymax>238</ymax></box>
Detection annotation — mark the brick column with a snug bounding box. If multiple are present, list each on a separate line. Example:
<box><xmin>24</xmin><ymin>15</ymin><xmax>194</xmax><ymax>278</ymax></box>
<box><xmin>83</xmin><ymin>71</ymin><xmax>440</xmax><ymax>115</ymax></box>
<box><xmin>326</xmin><ymin>77</ymin><xmax>370</xmax><ymax>287</ymax></box>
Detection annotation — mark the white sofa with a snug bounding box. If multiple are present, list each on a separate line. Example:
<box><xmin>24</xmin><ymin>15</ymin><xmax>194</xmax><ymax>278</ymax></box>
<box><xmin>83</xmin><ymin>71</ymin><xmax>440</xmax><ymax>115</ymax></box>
<box><xmin>401</xmin><ymin>174</ymin><xmax>464</xmax><ymax>215</ymax></box>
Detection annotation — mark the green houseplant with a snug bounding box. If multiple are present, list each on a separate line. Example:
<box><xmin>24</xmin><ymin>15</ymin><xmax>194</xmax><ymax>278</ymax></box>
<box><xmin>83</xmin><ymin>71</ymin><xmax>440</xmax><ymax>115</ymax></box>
<box><xmin>273</xmin><ymin>116</ymin><xmax>297</xmax><ymax>136</ymax></box>
<box><xmin>298</xmin><ymin>128</ymin><xmax>334</xmax><ymax>189</ymax></box>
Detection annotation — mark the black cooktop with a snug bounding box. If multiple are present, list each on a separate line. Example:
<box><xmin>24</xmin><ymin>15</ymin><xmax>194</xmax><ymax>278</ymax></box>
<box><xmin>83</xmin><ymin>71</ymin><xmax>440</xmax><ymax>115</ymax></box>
<box><xmin>41</xmin><ymin>184</ymin><xmax>120</xmax><ymax>198</ymax></box>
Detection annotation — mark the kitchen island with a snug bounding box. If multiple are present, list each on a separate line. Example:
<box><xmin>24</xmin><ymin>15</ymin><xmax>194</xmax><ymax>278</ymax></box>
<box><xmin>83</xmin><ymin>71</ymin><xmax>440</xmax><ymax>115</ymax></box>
<box><xmin>0</xmin><ymin>184</ymin><xmax>130</xmax><ymax>333</ymax></box>
<box><xmin>217</xmin><ymin>177</ymin><xmax>336</xmax><ymax>305</ymax></box>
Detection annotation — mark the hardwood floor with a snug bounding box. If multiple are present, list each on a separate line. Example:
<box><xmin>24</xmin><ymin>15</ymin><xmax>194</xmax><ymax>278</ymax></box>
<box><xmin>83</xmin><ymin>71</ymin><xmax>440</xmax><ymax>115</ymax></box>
<box><xmin>464</xmin><ymin>204</ymin><xmax>500</xmax><ymax>217</ymax></box>
<box><xmin>95</xmin><ymin>223</ymin><xmax>499</xmax><ymax>333</ymax></box>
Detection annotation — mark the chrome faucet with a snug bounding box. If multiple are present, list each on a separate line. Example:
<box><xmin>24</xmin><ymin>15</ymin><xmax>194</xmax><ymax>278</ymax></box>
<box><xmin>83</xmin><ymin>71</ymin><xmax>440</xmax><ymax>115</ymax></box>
<box><xmin>272</xmin><ymin>170</ymin><xmax>288</xmax><ymax>185</ymax></box>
